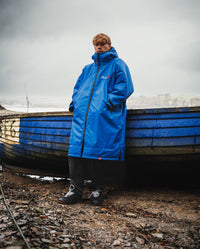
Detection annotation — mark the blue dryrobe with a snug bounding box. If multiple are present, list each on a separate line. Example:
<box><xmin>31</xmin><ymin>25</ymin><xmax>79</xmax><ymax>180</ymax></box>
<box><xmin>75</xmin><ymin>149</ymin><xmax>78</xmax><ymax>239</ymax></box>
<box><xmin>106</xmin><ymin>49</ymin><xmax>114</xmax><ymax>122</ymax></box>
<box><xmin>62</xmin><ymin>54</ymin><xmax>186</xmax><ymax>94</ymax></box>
<box><xmin>68</xmin><ymin>47</ymin><xmax>134</xmax><ymax>160</ymax></box>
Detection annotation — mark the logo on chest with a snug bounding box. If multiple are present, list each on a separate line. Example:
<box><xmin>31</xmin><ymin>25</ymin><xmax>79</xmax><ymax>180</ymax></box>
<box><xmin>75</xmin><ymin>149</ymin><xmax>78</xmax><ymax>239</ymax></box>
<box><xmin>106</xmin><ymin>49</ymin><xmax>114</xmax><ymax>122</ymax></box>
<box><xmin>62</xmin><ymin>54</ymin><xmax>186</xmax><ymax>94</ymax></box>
<box><xmin>101</xmin><ymin>75</ymin><xmax>110</xmax><ymax>80</ymax></box>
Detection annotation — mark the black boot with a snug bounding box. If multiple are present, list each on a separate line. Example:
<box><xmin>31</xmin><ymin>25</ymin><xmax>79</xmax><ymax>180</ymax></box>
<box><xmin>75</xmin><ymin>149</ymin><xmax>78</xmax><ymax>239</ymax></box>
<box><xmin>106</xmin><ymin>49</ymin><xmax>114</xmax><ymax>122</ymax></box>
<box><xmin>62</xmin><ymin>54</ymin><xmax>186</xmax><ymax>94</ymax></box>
<box><xmin>90</xmin><ymin>187</ymin><xmax>103</xmax><ymax>205</ymax></box>
<box><xmin>59</xmin><ymin>157</ymin><xmax>85</xmax><ymax>204</ymax></box>
<box><xmin>88</xmin><ymin>159</ymin><xmax>104</xmax><ymax>205</ymax></box>
<box><xmin>58</xmin><ymin>184</ymin><xmax>82</xmax><ymax>204</ymax></box>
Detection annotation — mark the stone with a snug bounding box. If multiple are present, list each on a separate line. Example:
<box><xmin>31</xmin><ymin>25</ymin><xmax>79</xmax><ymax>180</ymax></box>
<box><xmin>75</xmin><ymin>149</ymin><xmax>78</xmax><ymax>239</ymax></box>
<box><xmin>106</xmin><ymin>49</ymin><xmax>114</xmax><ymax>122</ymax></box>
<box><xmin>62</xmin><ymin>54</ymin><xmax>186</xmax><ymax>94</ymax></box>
<box><xmin>63</xmin><ymin>238</ymin><xmax>71</xmax><ymax>243</ymax></box>
<box><xmin>61</xmin><ymin>244</ymin><xmax>71</xmax><ymax>248</ymax></box>
<box><xmin>34</xmin><ymin>207</ymin><xmax>44</xmax><ymax>213</ymax></box>
<box><xmin>125</xmin><ymin>242</ymin><xmax>132</xmax><ymax>247</ymax></box>
<box><xmin>125</xmin><ymin>212</ymin><xmax>137</xmax><ymax>218</ymax></box>
<box><xmin>151</xmin><ymin>232</ymin><xmax>164</xmax><ymax>239</ymax></box>
<box><xmin>6</xmin><ymin>247</ymin><xmax>23</xmax><ymax>249</ymax></box>
<box><xmin>71</xmin><ymin>243</ymin><xmax>77</xmax><ymax>249</ymax></box>
<box><xmin>136</xmin><ymin>237</ymin><xmax>145</xmax><ymax>245</ymax></box>
<box><xmin>112</xmin><ymin>239</ymin><xmax>121</xmax><ymax>246</ymax></box>
<box><xmin>41</xmin><ymin>238</ymin><xmax>53</xmax><ymax>244</ymax></box>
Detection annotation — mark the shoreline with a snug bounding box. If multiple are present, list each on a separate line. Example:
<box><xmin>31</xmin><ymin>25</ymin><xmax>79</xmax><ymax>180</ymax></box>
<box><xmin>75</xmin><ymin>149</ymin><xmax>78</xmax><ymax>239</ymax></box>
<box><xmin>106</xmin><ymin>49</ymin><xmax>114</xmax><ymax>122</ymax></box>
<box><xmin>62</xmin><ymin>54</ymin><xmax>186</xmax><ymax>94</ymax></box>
<box><xmin>0</xmin><ymin>169</ymin><xmax>200</xmax><ymax>249</ymax></box>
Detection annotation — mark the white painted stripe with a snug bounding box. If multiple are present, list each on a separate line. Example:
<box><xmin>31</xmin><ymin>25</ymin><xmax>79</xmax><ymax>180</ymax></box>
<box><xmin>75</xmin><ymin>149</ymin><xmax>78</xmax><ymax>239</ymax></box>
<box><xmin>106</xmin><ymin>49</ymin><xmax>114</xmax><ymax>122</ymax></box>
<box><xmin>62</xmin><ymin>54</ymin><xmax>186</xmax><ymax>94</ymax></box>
<box><xmin>0</xmin><ymin>118</ymin><xmax>20</xmax><ymax>144</ymax></box>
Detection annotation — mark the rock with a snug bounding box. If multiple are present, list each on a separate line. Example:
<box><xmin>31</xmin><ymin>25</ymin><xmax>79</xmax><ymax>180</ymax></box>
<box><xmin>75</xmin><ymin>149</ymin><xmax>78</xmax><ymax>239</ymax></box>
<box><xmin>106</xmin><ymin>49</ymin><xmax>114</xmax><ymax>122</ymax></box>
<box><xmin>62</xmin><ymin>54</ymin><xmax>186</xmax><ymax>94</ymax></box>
<box><xmin>112</xmin><ymin>239</ymin><xmax>121</xmax><ymax>246</ymax></box>
<box><xmin>151</xmin><ymin>232</ymin><xmax>164</xmax><ymax>239</ymax></box>
<box><xmin>95</xmin><ymin>239</ymin><xmax>101</xmax><ymax>244</ymax></box>
<box><xmin>136</xmin><ymin>237</ymin><xmax>145</xmax><ymax>245</ymax></box>
<box><xmin>71</xmin><ymin>243</ymin><xmax>77</xmax><ymax>249</ymax></box>
<box><xmin>125</xmin><ymin>212</ymin><xmax>137</xmax><ymax>218</ymax></box>
<box><xmin>6</xmin><ymin>247</ymin><xmax>23</xmax><ymax>249</ymax></box>
<box><xmin>34</xmin><ymin>207</ymin><xmax>44</xmax><ymax>213</ymax></box>
<box><xmin>17</xmin><ymin>219</ymin><xmax>28</xmax><ymax>226</ymax></box>
<box><xmin>0</xmin><ymin>224</ymin><xmax>7</xmax><ymax>229</ymax></box>
<box><xmin>63</xmin><ymin>238</ymin><xmax>71</xmax><ymax>243</ymax></box>
<box><xmin>125</xmin><ymin>242</ymin><xmax>132</xmax><ymax>247</ymax></box>
<box><xmin>61</xmin><ymin>234</ymin><xmax>71</xmax><ymax>238</ymax></box>
<box><xmin>5</xmin><ymin>240</ymin><xmax>23</xmax><ymax>248</ymax></box>
<box><xmin>61</xmin><ymin>244</ymin><xmax>71</xmax><ymax>248</ymax></box>
<box><xmin>124</xmin><ymin>235</ymin><xmax>131</xmax><ymax>240</ymax></box>
<box><xmin>41</xmin><ymin>238</ymin><xmax>53</xmax><ymax>244</ymax></box>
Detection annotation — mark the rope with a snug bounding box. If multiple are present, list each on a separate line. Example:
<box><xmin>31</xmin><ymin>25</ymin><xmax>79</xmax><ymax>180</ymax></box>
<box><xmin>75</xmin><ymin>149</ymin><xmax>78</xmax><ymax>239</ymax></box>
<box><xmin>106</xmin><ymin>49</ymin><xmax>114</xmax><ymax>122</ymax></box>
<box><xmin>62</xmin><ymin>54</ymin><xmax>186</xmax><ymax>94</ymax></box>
<box><xmin>0</xmin><ymin>184</ymin><xmax>31</xmax><ymax>249</ymax></box>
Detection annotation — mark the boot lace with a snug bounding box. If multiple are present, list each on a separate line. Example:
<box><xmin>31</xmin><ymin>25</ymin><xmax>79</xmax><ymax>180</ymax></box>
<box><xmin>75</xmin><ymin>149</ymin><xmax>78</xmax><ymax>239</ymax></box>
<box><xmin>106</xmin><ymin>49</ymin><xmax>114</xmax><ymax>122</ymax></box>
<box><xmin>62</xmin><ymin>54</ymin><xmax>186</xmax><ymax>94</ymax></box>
<box><xmin>65</xmin><ymin>184</ymin><xmax>75</xmax><ymax>197</ymax></box>
<box><xmin>90</xmin><ymin>188</ymin><xmax>101</xmax><ymax>198</ymax></box>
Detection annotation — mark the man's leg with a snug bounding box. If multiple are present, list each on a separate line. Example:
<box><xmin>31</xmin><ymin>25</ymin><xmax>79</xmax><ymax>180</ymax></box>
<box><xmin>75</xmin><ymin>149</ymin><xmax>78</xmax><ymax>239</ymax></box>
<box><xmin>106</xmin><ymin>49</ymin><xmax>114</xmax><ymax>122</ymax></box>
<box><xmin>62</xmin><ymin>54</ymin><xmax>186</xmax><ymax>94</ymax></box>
<box><xmin>88</xmin><ymin>159</ymin><xmax>104</xmax><ymax>205</ymax></box>
<box><xmin>58</xmin><ymin>157</ymin><xmax>84</xmax><ymax>204</ymax></box>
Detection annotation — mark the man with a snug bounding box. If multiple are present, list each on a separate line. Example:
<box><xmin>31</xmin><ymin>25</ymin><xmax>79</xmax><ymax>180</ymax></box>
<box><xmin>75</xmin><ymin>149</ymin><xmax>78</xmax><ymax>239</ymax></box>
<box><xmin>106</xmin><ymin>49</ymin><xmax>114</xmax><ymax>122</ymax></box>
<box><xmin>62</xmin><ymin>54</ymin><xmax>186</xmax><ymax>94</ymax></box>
<box><xmin>59</xmin><ymin>33</ymin><xmax>134</xmax><ymax>205</ymax></box>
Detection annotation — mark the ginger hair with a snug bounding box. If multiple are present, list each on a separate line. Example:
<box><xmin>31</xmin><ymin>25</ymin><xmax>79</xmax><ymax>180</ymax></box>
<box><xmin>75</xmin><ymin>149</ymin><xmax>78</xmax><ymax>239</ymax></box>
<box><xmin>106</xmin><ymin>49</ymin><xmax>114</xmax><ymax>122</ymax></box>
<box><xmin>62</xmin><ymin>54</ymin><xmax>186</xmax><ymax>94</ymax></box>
<box><xmin>93</xmin><ymin>33</ymin><xmax>111</xmax><ymax>46</ymax></box>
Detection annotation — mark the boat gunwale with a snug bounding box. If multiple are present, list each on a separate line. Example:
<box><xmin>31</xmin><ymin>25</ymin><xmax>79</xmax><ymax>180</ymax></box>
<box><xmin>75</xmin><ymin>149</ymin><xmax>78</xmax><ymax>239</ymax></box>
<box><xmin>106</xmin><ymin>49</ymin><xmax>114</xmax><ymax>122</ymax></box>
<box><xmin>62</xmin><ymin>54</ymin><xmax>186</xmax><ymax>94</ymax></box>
<box><xmin>1</xmin><ymin>106</ymin><xmax>200</xmax><ymax>119</ymax></box>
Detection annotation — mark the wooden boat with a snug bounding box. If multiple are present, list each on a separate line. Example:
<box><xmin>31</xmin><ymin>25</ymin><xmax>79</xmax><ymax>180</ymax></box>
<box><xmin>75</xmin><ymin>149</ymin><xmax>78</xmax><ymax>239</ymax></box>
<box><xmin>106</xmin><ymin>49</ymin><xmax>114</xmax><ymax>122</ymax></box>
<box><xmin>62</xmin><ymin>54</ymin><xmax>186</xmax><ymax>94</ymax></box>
<box><xmin>0</xmin><ymin>106</ymin><xmax>200</xmax><ymax>183</ymax></box>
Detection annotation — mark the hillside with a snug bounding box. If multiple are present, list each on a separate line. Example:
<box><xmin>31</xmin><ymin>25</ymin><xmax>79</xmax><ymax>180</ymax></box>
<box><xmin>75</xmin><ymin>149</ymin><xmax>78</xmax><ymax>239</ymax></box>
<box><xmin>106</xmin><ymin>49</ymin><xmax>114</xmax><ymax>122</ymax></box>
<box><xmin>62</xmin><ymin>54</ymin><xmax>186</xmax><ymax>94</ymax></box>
<box><xmin>0</xmin><ymin>104</ymin><xmax>5</xmax><ymax>110</ymax></box>
<box><xmin>0</xmin><ymin>104</ymin><xmax>23</xmax><ymax>116</ymax></box>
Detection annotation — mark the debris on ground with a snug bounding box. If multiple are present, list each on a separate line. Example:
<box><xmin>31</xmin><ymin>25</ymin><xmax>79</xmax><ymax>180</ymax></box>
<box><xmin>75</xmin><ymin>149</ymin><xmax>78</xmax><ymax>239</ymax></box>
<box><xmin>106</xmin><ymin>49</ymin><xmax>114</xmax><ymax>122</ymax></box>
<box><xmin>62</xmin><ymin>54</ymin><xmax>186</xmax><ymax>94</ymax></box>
<box><xmin>0</xmin><ymin>169</ymin><xmax>200</xmax><ymax>249</ymax></box>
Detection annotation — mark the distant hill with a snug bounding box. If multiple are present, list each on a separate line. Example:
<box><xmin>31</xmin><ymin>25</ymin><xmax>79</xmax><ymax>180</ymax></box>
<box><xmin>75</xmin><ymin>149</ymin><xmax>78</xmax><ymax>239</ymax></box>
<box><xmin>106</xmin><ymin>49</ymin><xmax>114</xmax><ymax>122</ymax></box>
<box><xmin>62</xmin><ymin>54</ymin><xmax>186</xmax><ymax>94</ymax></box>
<box><xmin>0</xmin><ymin>104</ymin><xmax>5</xmax><ymax>110</ymax></box>
<box><xmin>0</xmin><ymin>105</ymin><xmax>23</xmax><ymax>116</ymax></box>
<box><xmin>127</xmin><ymin>94</ymin><xmax>200</xmax><ymax>109</ymax></box>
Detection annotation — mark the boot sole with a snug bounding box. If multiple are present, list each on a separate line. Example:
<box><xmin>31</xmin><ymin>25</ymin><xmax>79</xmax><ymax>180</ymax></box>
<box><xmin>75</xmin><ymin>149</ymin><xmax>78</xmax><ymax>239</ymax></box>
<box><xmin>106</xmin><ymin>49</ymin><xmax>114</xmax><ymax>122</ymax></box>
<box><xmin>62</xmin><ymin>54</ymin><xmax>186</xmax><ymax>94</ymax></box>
<box><xmin>58</xmin><ymin>198</ymin><xmax>82</xmax><ymax>204</ymax></box>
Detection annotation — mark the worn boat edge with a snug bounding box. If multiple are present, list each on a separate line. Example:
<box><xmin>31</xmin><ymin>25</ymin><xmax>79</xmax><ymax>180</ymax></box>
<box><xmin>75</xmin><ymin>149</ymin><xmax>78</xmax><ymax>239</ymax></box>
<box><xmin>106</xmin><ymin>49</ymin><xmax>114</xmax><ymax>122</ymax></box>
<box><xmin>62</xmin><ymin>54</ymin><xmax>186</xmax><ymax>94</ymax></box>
<box><xmin>1</xmin><ymin>106</ymin><xmax>200</xmax><ymax>119</ymax></box>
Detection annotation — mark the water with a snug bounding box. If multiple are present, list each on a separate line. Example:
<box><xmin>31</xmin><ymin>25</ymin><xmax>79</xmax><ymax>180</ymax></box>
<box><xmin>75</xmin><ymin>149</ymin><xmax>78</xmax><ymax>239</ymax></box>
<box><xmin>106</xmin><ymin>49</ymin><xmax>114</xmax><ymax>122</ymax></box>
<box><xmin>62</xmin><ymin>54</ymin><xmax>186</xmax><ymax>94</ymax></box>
<box><xmin>20</xmin><ymin>174</ymin><xmax>66</xmax><ymax>182</ymax></box>
<box><xmin>4</xmin><ymin>105</ymin><xmax>67</xmax><ymax>113</ymax></box>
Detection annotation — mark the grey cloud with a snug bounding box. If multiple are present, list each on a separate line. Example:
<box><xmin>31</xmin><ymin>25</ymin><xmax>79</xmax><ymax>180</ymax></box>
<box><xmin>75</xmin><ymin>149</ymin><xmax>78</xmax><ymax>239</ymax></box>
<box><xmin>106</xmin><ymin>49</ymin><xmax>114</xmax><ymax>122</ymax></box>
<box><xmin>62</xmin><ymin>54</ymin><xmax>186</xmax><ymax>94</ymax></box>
<box><xmin>167</xmin><ymin>40</ymin><xmax>200</xmax><ymax>73</ymax></box>
<box><xmin>178</xmin><ymin>40</ymin><xmax>200</xmax><ymax>72</ymax></box>
<box><xmin>0</xmin><ymin>0</ymin><xmax>200</xmax><ymax>105</ymax></box>
<box><xmin>3</xmin><ymin>0</ymin><xmax>200</xmax><ymax>40</ymax></box>
<box><xmin>0</xmin><ymin>0</ymin><xmax>111</xmax><ymax>39</ymax></box>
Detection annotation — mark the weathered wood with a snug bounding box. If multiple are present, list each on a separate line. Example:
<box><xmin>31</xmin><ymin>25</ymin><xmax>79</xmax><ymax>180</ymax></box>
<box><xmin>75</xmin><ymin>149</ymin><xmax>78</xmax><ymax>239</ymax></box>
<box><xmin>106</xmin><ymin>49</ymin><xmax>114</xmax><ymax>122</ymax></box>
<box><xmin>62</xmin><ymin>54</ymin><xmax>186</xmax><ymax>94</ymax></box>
<box><xmin>0</xmin><ymin>106</ymin><xmax>200</xmax><ymax>177</ymax></box>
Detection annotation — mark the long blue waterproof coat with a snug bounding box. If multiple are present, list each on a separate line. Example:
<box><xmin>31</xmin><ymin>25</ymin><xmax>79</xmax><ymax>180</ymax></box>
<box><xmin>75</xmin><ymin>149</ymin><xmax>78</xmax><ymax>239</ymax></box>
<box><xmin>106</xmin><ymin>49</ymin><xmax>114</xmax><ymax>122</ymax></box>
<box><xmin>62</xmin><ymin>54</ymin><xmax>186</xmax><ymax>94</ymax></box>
<box><xmin>68</xmin><ymin>47</ymin><xmax>134</xmax><ymax>161</ymax></box>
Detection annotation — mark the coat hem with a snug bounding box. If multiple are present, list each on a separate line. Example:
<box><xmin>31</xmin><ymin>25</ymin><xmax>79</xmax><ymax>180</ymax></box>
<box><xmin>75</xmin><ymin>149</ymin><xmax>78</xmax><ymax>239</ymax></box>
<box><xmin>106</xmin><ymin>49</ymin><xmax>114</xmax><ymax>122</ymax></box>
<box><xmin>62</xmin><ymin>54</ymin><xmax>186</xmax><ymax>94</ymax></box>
<box><xmin>68</xmin><ymin>153</ymin><xmax>124</xmax><ymax>161</ymax></box>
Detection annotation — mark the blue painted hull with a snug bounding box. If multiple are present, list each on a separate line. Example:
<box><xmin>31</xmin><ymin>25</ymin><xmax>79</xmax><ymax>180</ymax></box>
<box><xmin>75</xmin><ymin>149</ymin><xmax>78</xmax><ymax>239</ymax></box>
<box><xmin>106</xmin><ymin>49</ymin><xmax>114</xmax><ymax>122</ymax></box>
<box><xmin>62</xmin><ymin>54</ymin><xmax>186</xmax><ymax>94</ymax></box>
<box><xmin>0</xmin><ymin>106</ymin><xmax>200</xmax><ymax>178</ymax></box>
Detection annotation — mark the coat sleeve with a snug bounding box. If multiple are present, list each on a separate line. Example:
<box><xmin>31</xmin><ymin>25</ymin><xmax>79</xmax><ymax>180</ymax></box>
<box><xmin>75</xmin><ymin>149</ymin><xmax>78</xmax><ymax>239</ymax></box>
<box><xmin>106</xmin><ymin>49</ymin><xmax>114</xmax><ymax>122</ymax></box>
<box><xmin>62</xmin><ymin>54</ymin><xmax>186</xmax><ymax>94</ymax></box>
<box><xmin>106</xmin><ymin>59</ymin><xmax>134</xmax><ymax>109</ymax></box>
<box><xmin>69</xmin><ymin>68</ymin><xmax>85</xmax><ymax>112</ymax></box>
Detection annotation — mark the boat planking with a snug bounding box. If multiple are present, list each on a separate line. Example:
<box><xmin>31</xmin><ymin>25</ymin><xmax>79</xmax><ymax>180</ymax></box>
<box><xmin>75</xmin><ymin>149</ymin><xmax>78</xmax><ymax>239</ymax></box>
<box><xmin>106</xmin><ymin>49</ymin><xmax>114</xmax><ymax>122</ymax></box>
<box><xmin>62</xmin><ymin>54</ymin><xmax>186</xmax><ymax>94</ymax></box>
<box><xmin>0</xmin><ymin>106</ymin><xmax>200</xmax><ymax>181</ymax></box>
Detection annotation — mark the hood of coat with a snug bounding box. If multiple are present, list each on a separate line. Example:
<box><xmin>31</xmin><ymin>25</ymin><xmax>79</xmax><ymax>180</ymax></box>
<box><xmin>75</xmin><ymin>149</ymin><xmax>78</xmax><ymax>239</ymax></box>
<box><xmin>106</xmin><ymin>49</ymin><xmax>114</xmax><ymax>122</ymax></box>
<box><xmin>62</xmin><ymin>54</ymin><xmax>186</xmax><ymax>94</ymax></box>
<box><xmin>92</xmin><ymin>47</ymin><xmax>118</xmax><ymax>65</ymax></box>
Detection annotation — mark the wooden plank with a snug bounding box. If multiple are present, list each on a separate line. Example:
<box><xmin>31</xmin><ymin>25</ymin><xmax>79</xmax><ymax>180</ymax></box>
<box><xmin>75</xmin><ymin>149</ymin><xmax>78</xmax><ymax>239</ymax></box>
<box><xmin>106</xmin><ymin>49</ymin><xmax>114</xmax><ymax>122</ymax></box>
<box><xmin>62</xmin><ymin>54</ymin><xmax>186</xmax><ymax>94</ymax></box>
<box><xmin>19</xmin><ymin>127</ymin><xmax>71</xmax><ymax>136</ymax></box>
<box><xmin>21</xmin><ymin>116</ymin><xmax>72</xmax><ymax>121</ymax></box>
<box><xmin>126</xmin><ymin>136</ymin><xmax>200</xmax><ymax>147</ymax></box>
<box><xmin>18</xmin><ymin>132</ymin><xmax>70</xmax><ymax>144</ymax></box>
<box><xmin>126</xmin><ymin>127</ymin><xmax>200</xmax><ymax>138</ymax></box>
<box><xmin>2</xmin><ymin>141</ymin><xmax>68</xmax><ymax>159</ymax></box>
<box><xmin>1</xmin><ymin>136</ymin><xmax>69</xmax><ymax>153</ymax></box>
<box><xmin>126</xmin><ymin>118</ymin><xmax>200</xmax><ymax>129</ymax></box>
<box><xmin>1</xmin><ymin>106</ymin><xmax>200</xmax><ymax>119</ymax></box>
<box><xmin>19</xmin><ymin>120</ymin><xmax>72</xmax><ymax>128</ymax></box>
<box><xmin>127</xmin><ymin>106</ymin><xmax>200</xmax><ymax>115</ymax></box>
<box><xmin>126</xmin><ymin>146</ymin><xmax>200</xmax><ymax>155</ymax></box>
<box><xmin>0</xmin><ymin>118</ymin><xmax>20</xmax><ymax>144</ymax></box>
<box><xmin>1</xmin><ymin>111</ymin><xmax>72</xmax><ymax>119</ymax></box>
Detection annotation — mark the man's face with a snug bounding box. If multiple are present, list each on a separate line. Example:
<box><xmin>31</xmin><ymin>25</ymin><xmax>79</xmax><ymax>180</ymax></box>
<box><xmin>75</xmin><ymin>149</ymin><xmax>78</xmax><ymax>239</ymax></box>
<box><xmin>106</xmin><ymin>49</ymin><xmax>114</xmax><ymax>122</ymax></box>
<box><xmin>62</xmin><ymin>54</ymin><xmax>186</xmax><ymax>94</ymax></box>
<box><xmin>94</xmin><ymin>42</ymin><xmax>111</xmax><ymax>53</ymax></box>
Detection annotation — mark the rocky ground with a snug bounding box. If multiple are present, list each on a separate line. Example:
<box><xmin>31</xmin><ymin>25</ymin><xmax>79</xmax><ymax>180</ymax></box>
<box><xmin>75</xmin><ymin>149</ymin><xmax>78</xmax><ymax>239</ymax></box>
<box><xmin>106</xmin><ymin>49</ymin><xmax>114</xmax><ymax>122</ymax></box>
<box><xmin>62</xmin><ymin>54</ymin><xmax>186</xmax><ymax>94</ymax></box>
<box><xmin>0</xmin><ymin>167</ymin><xmax>200</xmax><ymax>249</ymax></box>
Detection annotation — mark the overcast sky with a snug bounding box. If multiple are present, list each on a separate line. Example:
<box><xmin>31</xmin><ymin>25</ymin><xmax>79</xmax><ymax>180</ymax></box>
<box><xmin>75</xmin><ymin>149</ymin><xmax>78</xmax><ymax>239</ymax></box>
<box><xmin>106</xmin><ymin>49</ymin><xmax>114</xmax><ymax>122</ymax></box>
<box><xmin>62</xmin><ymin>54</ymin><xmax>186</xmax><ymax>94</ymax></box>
<box><xmin>0</xmin><ymin>0</ymin><xmax>200</xmax><ymax>108</ymax></box>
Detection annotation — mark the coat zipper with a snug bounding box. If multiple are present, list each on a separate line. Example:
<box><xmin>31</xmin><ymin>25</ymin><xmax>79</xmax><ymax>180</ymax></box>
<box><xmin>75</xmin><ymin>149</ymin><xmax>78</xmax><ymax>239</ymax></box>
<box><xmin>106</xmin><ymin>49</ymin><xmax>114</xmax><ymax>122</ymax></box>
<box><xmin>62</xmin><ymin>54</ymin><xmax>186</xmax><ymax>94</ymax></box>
<box><xmin>81</xmin><ymin>53</ymin><xmax>100</xmax><ymax>157</ymax></box>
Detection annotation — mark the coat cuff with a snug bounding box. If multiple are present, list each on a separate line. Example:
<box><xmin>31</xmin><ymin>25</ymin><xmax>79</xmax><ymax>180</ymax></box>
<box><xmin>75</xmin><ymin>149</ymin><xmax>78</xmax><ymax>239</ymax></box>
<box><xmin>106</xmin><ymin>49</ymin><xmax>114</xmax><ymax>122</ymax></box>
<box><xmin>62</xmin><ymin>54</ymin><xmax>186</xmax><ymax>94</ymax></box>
<box><xmin>69</xmin><ymin>101</ymin><xmax>74</xmax><ymax>112</ymax></box>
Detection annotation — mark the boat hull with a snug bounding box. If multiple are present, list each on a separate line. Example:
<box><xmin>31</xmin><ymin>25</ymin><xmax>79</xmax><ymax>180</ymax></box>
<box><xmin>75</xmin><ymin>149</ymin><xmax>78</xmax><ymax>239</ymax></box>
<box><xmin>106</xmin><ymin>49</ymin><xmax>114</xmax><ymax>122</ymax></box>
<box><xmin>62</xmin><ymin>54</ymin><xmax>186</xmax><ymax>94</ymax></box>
<box><xmin>1</xmin><ymin>107</ymin><xmax>200</xmax><ymax>182</ymax></box>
